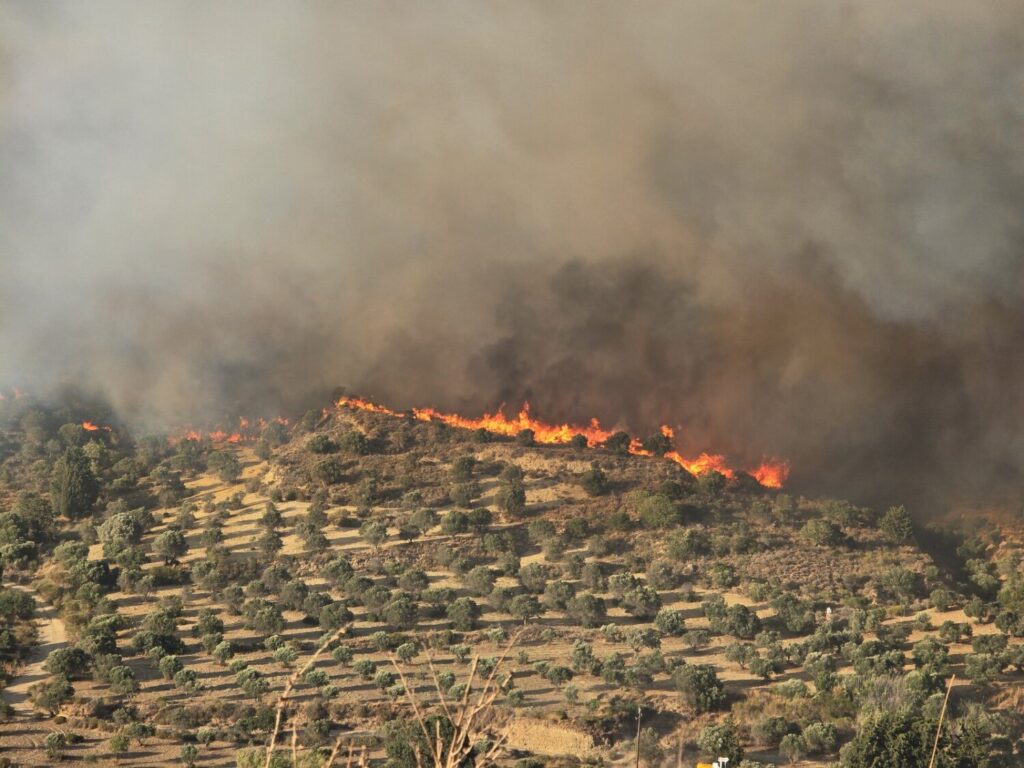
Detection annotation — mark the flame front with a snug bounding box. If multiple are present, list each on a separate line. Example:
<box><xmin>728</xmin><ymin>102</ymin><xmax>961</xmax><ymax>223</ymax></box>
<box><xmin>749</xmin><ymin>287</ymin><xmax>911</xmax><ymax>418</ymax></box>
<box><xmin>414</xmin><ymin>403</ymin><xmax>616</xmax><ymax>447</ymax></box>
<box><xmin>169</xmin><ymin>428</ymin><xmax>242</xmax><ymax>445</ymax></box>
<box><xmin>168</xmin><ymin>414</ymin><xmax>289</xmax><ymax>446</ymax></box>
<box><xmin>666</xmin><ymin>451</ymin><xmax>733</xmax><ymax>478</ymax></box>
<box><xmin>337</xmin><ymin>395</ymin><xmax>789</xmax><ymax>488</ymax></box>
<box><xmin>750</xmin><ymin>459</ymin><xmax>789</xmax><ymax>489</ymax></box>
<box><xmin>161</xmin><ymin>396</ymin><xmax>789</xmax><ymax>488</ymax></box>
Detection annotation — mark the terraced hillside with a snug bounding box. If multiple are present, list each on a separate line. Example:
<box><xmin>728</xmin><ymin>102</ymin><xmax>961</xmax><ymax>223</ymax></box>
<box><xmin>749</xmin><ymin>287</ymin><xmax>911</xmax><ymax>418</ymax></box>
<box><xmin>0</xmin><ymin>400</ymin><xmax>1021</xmax><ymax>766</ymax></box>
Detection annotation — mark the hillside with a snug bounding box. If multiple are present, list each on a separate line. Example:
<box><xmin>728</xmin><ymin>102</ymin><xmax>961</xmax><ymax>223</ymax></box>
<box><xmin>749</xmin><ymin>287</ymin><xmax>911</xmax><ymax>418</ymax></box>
<box><xmin>0</xmin><ymin>397</ymin><xmax>1021</xmax><ymax>766</ymax></box>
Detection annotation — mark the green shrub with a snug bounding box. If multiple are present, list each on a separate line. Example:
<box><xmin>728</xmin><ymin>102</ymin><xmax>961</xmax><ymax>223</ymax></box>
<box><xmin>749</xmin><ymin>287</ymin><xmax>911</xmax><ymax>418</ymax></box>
<box><xmin>673</xmin><ymin>664</ymin><xmax>725</xmax><ymax>712</ymax></box>
<box><xmin>579</xmin><ymin>468</ymin><xmax>609</xmax><ymax>496</ymax></box>
<box><xmin>696</xmin><ymin>718</ymin><xmax>743</xmax><ymax>764</ymax></box>
<box><xmin>880</xmin><ymin>505</ymin><xmax>913</xmax><ymax>544</ymax></box>
<box><xmin>800</xmin><ymin>518</ymin><xmax>843</xmax><ymax>547</ymax></box>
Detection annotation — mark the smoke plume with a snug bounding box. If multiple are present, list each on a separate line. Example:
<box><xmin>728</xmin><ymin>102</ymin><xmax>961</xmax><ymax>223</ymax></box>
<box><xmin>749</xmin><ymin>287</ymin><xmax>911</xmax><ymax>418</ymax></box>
<box><xmin>2</xmin><ymin>1</ymin><xmax>1023</xmax><ymax>509</ymax></box>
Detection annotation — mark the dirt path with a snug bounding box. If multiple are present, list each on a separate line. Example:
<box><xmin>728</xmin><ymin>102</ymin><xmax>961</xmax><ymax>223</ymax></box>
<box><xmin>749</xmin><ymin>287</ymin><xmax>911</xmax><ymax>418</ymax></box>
<box><xmin>1</xmin><ymin>586</ymin><xmax>68</xmax><ymax>713</ymax></box>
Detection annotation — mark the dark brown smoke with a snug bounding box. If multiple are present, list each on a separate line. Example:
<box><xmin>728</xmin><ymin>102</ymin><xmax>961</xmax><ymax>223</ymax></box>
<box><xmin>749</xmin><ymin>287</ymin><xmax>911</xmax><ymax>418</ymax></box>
<box><xmin>2</xmin><ymin>2</ymin><xmax>1023</xmax><ymax>509</ymax></box>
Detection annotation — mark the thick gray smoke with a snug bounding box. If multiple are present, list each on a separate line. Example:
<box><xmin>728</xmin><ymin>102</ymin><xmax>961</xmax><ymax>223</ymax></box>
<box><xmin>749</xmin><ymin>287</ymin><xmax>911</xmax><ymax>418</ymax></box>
<box><xmin>2</xmin><ymin>2</ymin><xmax>1023</xmax><ymax>509</ymax></box>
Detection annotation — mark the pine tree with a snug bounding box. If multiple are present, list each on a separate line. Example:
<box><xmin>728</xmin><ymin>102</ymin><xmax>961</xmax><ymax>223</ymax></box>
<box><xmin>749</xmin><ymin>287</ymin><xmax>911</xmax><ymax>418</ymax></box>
<box><xmin>50</xmin><ymin>447</ymin><xmax>99</xmax><ymax>518</ymax></box>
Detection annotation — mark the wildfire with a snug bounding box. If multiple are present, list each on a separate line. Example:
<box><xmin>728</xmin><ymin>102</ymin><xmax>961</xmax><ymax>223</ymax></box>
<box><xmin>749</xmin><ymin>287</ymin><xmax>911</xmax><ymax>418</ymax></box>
<box><xmin>336</xmin><ymin>395</ymin><xmax>789</xmax><ymax>488</ymax></box>
<box><xmin>750</xmin><ymin>460</ymin><xmax>790</xmax><ymax>489</ymax></box>
<box><xmin>666</xmin><ymin>451</ymin><xmax>732</xmax><ymax>478</ymax></box>
<box><xmin>414</xmin><ymin>403</ymin><xmax>617</xmax><ymax>446</ymax></box>
<box><xmin>82</xmin><ymin>421</ymin><xmax>99</xmax><ymax>431</ymax></box>
<box><xmin>168</xmin><ymin>415</ymin><xmax>289</xmax><ymax>446</ymax></box>
<box><xmin>629</xmin><ymin>438</ymin><xmax>653</xmax><ymax>457</ymax></box>
<box><xmin>258</xmin><ymin>416</ymin><xmax>290</xmax><ymax>429</ymax></box>
<box><xmin>337</xmin><ymin>395</ymin><xmax>616</xmax><ymax>447</ymax></box>
<box><xmin>158</xmin><ymin>395</ymin><xmax>789</xmax><ymax>489</ymax></box>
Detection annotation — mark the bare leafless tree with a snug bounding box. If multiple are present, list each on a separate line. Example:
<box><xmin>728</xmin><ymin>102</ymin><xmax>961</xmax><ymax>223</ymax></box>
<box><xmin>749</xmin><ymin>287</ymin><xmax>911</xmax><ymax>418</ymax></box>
<box><xmin>264</xmin><ymin>625</ymin><xmax>348</xmax><ymax>768</ymax></box>
<box><xmin>387</xmin><ymin>630</ymin><xmax>522</xmax><ymax>768</ymax></box>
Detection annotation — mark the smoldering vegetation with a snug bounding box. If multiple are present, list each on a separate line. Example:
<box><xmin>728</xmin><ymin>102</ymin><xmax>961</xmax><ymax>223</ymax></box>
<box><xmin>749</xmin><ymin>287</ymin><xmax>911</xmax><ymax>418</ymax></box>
<box><xmin>2</xmin><ymin>2</ymin><xmax>1023</xmax><ymax>509</ymax></box>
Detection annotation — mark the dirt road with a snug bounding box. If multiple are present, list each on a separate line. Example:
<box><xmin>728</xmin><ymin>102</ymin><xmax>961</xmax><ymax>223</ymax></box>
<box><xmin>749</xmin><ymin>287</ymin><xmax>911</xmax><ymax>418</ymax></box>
<box><xmin>0</xmin><ymin>586</ymin><xmax>68</xmax><ymax>713</ymax></box>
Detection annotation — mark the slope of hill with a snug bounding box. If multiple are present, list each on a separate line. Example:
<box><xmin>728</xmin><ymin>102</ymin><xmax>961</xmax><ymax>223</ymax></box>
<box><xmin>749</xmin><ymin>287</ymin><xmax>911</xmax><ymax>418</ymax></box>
<box><xmin>0</xmin><ymin>397</ymin><xmax>1020</xmax><ymax>766</ymax></box>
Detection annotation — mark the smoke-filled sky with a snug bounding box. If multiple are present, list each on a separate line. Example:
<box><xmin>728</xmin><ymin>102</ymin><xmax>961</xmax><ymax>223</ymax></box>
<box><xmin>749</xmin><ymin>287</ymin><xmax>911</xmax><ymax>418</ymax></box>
<box><xmin>2</xmin><ymin>1</ymin><xmax>1024</xmax><ymax>508</ymax></box>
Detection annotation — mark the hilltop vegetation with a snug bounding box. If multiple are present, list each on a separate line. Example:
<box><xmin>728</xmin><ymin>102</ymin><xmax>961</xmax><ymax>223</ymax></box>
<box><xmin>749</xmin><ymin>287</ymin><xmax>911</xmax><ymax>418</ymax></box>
<box><xmin>0</xmin><ymin>395</ymin><xmax>1021</xmax><ymax>766</ymax></box>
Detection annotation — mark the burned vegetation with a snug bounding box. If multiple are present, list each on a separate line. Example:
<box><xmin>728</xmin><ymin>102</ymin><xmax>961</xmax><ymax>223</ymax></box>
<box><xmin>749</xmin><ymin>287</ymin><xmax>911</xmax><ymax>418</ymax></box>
<box><xmin>0</xmin><ymin>393</ymin><xmax>1021</xmax><ymax>767</ymax></box>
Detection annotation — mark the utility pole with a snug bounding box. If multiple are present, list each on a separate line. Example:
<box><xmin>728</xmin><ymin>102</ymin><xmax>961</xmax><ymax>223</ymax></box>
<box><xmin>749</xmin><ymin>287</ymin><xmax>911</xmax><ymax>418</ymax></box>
<box><xmin>928</xmin><ymin>674</ymin><xmax>956</xmax><ymax>768</ymax></box>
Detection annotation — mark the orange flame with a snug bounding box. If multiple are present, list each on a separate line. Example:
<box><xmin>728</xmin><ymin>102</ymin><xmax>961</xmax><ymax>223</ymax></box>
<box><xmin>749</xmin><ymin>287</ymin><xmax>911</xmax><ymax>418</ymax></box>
<box><xmin>81</xmin><ymin>421</ymin><xmax>100</xmax><ymax>431</ymax></box>
<box><xmin>169</xmin><ymin>416</ymin><xmax>273</xmax><ymax>445</ymax></box>
<box><xmin>665</xmin><ymin>450</ymin><xmax>735</xmax><ymax>479</ymax></box>
<box><xmin>166</xmin><ymin>430</ymin><xmax>202</xmax><ymax>446</ymax></box>
<box><xmin>750</xmin><ymin>459</ymin><xmax>790</xmax><ymax>489</ymax></box>
<box><xmin>413</xmin><ymin>402</ymin><xmax>617</xmax><ymax>446</ymax></box>
<box><xmin>256</xmin><ymin>416</ymin><xmax>289</xmax><ymax>430</ymax></box>
<box><xmin>337</xmin><ymin>395</ymin><xmax>789</xmax><ymax>488</ymax></box>
<box><xmin>629</xmin><ymin>437</ymin><xmax>653</xmax><ymax>457</ymax></box>
<box><xmin>335</xmin><ymin>396</ymin><xmax>402</xmax><ymax>417</ymax></box>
